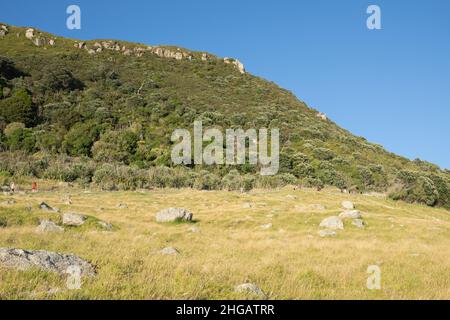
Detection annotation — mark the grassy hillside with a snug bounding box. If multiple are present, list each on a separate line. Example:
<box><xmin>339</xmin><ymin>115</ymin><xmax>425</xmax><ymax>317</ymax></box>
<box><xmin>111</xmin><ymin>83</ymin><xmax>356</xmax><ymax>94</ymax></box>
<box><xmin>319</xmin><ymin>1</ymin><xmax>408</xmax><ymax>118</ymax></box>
<box><xmin>0</xmin><ymin>183</ymin><xmax>449</xmax><ymax>299</ymax></box>
<box><xmin>0</xmin><ymin>23</ymin><xmax>449</xmax><ymax>209</ymax></box>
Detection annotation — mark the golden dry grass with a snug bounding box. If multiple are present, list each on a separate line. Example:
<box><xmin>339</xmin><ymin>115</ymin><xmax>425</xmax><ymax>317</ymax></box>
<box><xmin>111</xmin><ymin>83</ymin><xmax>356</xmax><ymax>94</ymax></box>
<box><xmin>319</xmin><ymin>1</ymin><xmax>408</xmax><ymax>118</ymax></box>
<box><xmin>0</xmin><ymin>183</ymin><xmax>449</xmax><ymax>300</ymax></box>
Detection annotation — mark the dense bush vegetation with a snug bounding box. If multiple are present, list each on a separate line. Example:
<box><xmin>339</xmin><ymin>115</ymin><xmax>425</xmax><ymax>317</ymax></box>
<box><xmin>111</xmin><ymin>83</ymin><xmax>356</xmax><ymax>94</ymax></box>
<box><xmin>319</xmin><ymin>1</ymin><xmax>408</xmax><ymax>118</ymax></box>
<box><xmin>0</xmin><ymin>25</ymin><xmax>449</xmax><ymax>209</ymax></box>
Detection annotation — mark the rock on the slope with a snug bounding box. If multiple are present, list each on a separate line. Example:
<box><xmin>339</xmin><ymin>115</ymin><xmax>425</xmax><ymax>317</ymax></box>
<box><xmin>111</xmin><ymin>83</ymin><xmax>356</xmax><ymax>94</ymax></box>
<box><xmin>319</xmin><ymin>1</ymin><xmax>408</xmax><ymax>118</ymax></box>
<box><xmin>62</xmin><ymin>213</ymin><xmax>86</xmax><ymax>226</ymax></box>
<box><xmin>189</xmin><ymin>226</ymin><xmax>200</xmax><ymax>233</ymax></box>
<box><xmin>159</xmin><ymin>247</ymin><xmax>179</xmax><ymax>255</ymax></box>
<box><xmin>49</xmin><ymin>39</ymin><xmax>55</xmax><ymax>46</ymax></box>
<box><xmin>156</xmin><ymin>208</ymin><xmax>193</xmax><ymax>223</ymax></box>
<box><xmin>33</xmin><ymin>37</ymin><xmax>45</xmax><ymax>47</ymax></box>
<box><xmin>318</xmin><ymin>229</ymin><xmax>337</xmax><ymax>237</ymax></box>
<box><xmin>224</xmin><ymin>57</ymin><xmax>246</xmax><ymax>74</ymax></box>
<box><xmin>319</xmin><ymin>216</ymin><xmax>344</xmax><ymax>230</ymax></box>
<box><xmin>339</xmin><ymin>210</ymin><xmax>362</xmax><ymax>219</ymax></box>
<box><xmin>342</xmin><ymin>201</ymin><xmax>355</xmax><ymax>210</ymax></box>
<box><xmin>39</xmin><ymin>202</ymin><xmax>59</xmax><ymax>213</ymax></box>
<box><xmin>235</xmin><ymin>283</ymin><xmax>267</xmax><ymax>298</ymax></box>
<box><xmin>352</xmin><ymin>219</ymin><xmax>365</xmax><ymax>229</ymax></box>
<box><xmin>25</xmin><ymin>28</ymin><xmax>34</xmax><ymax>39</ymax></box>
<box><xmin>0</xmin><ymin>25</ymin><xmax>8</xmax><ymax>37</ymax></box>
<box><xmin>35</xmin><ymin>220</ymin><xmax>64</xmax><ymax>233</ymax></box>
<box><xmin>0</xmin><ymin>248</ymin><xmax>96</xmax><ymax>276</ymax></box>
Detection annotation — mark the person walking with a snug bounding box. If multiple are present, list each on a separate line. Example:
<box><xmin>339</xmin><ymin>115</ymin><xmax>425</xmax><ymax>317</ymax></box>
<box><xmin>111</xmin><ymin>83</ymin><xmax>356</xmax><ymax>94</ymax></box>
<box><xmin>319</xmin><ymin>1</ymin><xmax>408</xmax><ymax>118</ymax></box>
<box><xmin>10</xmin><ymin>182</ymin><xmax>15</xmax><ymax>193</ymax></box>
<box><xmin>32</xmin><ymin>182</ymin><xmax>38</xmax><ymax>193</ymax></box>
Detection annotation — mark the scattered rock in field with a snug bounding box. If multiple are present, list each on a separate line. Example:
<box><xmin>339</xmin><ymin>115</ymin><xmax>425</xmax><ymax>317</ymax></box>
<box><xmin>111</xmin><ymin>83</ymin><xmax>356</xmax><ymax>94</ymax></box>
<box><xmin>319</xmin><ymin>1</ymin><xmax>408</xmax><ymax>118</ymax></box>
<box><xmin>342</xmin><ymin>201</ymin><xmax>355</xmax><ymax>210</ymax></box>
<box><xmin>242</xmin><ymin>202</ymin><xmax>253</xmax><ymax>209</ymax></box>
<box><xmin>159</xmin><ymin>247</ymin><xmax>179</xmax><ymax>255</ymax></box>
<box><xmin>33</xmin><ymin>37</ymin><xmax>45</xmax><ymax>46</ymax></box>
<box><xmin>189</xmin><ymin>226</ymin><xmax>200</xmax><ymax>233</ymax></box>
<box><xmin>235</xmin><ymin>283</ymin><xmax>267</xmax><ymax>298</ymax></box>
<box><xmin>35</xmin><ymin>220</ymin><xmax>64</xmax><ymax>233</ymax></box>
<box><xmin>156</xmin><ymin>208</ymin><xmax>193</xmax><ymax>223</ymax></box>
<box><xmin>0</xmin><ymin>199</ymin><xmax>16</xmax><ymax>205</ymax></box>
<box><xmin>0</xmin><ymin>25</ymin><xmax>8</xmax><ymax>37</ymax></box>
<box><xmin>352</xmin><ymin>219</ymin><xmax>365</xmax><ymax>229</ymax></box>
<box><xmin>61</xmin><ymin>195</ymin><xmax>72</xmax><ymax>205</ymax></box>
<box><xmin>260</xmin><ymin>223</ymin><xmax>273</xmax><ymax>230</ymax></box>
<box><xmin>116</xmin><ymin>203</ymin><xmax>128</xmax><ymax>209</ymax></box>
<box><xmin>39</xmin><ymin>202</ymin><xmax>59</xmax><ymax>213</ymax></box>
<box><xmin>0</xmin><ymin>248</ymin><xmax>96</xmax><ymax>276</ymax></box>
<box><xmin>285</xmin><ymin>195</ymin><xmax>297</xmax><ymax>200</ymax></box>
<box><xmin>62</xmin><ymin>213</ymin><xmax>86</xmax><ymax>226</ymax></box>
<box><xmin>319</xmin><ymin>216</ymin><xmax>344</xmax><ymax>230</ymax></box>
<box><xmin>318</xmin><ymin>229</ymin><xmax>337</xmax><ymax>237</ymax></box>
<box><xmin>310</xmin><ymin>204</ymin><xmax>326</xmax><ymax>211</ymax></box>
<box><xmin>339</xmin><ymin>210</ymin><xmax>362</xmax><ymax>219</ymax></box>
<box><xmin>98</xmin><ymin>221</ymin><xmax>113</xmax><ymax>230</ymax></box>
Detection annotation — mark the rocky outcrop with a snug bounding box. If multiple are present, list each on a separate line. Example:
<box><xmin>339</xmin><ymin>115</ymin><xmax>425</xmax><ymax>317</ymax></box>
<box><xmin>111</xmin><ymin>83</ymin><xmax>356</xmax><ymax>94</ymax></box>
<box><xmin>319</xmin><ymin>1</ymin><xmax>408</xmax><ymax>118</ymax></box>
<box><xmin>0</xmin><ymin>248</ymin><xmax>96</xmax><ymax>276</ymax></box>
<box><xmin>224</xmin><ymin>57</ymin><xmax>245</xmax><ymax>74</ymax></box>
<box><xmin>342</xmin><ymin>201</ymin><xmax>355</xmax><ymax>210</ymax></box>
<box><xmin>158</xmin><ymin>247</ymin><xmax>179</xmax><ymax>255</ymax></box>
<box><xmin>0</xmin><ymin>25</ymin><xmax>8</xmax><ymax>37</ymax></box>
<box><xmin>156</xmin><ymin>208</ymin><xmax>193</xmax><ymax>223</ymax></box>
<box><xmin>25</xmin><ymin>28</ymin><xmax>34</xmax><ymax>39</ymax></box>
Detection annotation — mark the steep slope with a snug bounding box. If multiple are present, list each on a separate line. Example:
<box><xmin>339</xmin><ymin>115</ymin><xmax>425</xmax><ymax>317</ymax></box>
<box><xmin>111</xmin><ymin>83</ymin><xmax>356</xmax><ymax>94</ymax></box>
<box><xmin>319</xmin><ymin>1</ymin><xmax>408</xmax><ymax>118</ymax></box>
<box><xmin>0</xmin><ymin>23</ymin><xmax>449</xmax><ymax>209</ymax></box>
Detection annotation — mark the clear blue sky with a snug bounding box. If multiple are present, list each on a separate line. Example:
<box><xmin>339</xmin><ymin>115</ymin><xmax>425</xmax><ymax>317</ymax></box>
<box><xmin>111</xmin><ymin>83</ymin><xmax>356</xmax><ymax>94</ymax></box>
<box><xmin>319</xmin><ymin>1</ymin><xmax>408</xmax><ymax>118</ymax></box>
<box><xmin>1</xmin><ymin>0</ymin><xmax>449</xmax><ymax>169</ymax></box>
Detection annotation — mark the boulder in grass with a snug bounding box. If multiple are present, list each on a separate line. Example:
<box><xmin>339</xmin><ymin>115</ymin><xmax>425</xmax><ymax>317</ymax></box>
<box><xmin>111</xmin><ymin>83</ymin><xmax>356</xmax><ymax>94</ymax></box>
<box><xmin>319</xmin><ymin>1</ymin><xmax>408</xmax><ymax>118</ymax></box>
<box><xmin>235</xmin><ymin>283</ymin><xmax>267</xmax><ymax>298</ymax></box>
<box><xmin>159</xmin><ymin>247</ymin><xmax>179</xmax><ymax>255</ymax></box>
<box><xmin>0</xmin><ymin>248</ymin><xmax>96</xmax><ymax>276</ymax></box>
<box><xmin>39</xmin><ymin>202</ymin><xmax>59</xmax><ymax>213</ymax></box>
<box><xmin>62</xmin><ymin>213</ymin><xmax>86</xmax><ymax>226</ymax></box>
<box><xmin>156</xmin><ymin>208</ymin><xmax>193</xmax><ymax>223</ymax></box>
<box><xmin>339</xmin><ymin>210</ymin><xmax>362</xmax><ymax>219</ymax></box>
<box><xmin>319</xmin><ymin>216</ymin><xmax>344</xmax><ymax>230</ymax></box>
<box><xmin>341</xmin><ymin>201</ymin><xmax>355</xmax><ymax>210</ymax></box>
<box><xmin>35</xmin><ymin>220</ymin><xmax>64</xmax><ymax>233</ymax></box>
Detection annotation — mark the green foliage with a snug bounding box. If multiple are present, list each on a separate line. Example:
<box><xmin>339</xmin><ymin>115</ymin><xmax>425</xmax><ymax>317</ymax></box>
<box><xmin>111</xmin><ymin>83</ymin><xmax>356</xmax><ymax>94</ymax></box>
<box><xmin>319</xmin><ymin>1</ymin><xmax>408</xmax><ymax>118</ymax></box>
<box><xmin>63</xmin><ymin>121</ymin><xmax>103</xmax><ymax>157</ymax></box>
<box><xmin>0</xmin><ymin>89</ymin><xmax>36</xmax><ymax>126</ymax></box>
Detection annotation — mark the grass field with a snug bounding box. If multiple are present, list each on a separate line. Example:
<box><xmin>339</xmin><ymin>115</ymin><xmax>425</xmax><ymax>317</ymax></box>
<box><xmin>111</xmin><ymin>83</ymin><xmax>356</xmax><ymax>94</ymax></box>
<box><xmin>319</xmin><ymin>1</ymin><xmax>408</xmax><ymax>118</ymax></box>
<box><xmin>0</xmin><ymin>182</ymin><xmax>449</xmax><ymax>300</ymax></box>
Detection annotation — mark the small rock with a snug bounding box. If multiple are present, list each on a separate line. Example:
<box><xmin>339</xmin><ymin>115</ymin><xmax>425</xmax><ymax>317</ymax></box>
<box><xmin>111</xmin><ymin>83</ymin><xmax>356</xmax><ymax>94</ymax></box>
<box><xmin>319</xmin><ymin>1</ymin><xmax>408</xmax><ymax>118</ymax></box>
<box><xmin>0</xmin><ymin>248</ymin><xmax>96</xmax><ymax>276</ymax></box>
<box><xmin>117</xmin><ymin>203</ymin><xmax>128</xmax><ymax>209</ymax></box>
<box><xmin>189</xmin><ymin>226</ymin><xmax>200</xmax><ymax>233</ymax></box>
<box><xmin>339</xmin><ymin>210</ymin><xmax>362</xmax><ymax>219</ymax></box>
<box><xmin>235</xmin><ymin>283</ymin><xmax>267</xmax><ymax>298</ymax></box>
<box><xmin>35</xmin><ymin>220</ymin><xmax>64</xmax><ymax>233</ymax></box>
<box><xmin>156</xmin><ymin>208</ymin><xmax>193</xmax><ymax>223</ymax></box>
<box><xmin>260</xmin><ymin>223</ymin><xmax>273</xmax><ymax>230</ymax></box>
<box><xmin>352</xmin><ymin>219</ymin><xmax>365</xmax><ymax>229</ymax></box>
<box><xmin>62</xmin><ymin>213</ymin><xmax>86</xmax><ymax>226</ymax></box>
<box><xmin>39</xmin><ymin>202</ymin><xmax>59</xmax><ymax>213</ymax></box>
<box><xmin>319</xmin><ymin>216</ymin><xmax>344</xmax><ymax>230</ymax></box>
<box><xmin>98</xmin><ymin>221</ymin><xmax>113</xmax><ymax>230</ymax></box>
<box><xmin>342</xmin><ymin>201</ymin><xmax>355</xmax><ymax>210</ymax></box>
<box><xmin>318</xmin><ymin>230</ymin><xmax>337</xmax><ymax>237</ymax></box>
<box><xmin>242</xmin><ymin>202</ymin><xmax>253</xmax><ymax>209</ymax></box>
<box><xmin>159</xmin><ymin>247</ymin><xmax>179</xmax><ymax>255</ymax></box>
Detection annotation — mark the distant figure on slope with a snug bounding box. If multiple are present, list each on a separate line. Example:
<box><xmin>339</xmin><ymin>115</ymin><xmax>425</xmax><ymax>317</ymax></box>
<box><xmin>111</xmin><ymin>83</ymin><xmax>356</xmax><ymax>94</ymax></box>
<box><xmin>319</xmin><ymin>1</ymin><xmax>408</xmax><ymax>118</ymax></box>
<box><xmin>10</xmin><ymin>182</ymin><xmax>15</xmax><ymax>193</ymax></box>
<box><xmin>32</xmin><ymin>182</ymin><xmax>38</xmax><ymax>193</ymax></box>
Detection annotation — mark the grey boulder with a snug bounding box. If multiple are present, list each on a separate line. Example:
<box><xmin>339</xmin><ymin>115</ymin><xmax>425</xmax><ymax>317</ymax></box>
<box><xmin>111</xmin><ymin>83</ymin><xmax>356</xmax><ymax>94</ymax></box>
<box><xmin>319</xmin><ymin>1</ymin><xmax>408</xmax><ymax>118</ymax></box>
<box><xmin>62</xmin><ymin>213</ymin><xmax>86</xmax><ymax>226</ymax></box>
<box><xmin>319</xmin><ymin>216</ymin><xmax>344</xmax><ymax>230</ymax></box>
<box><xmin>156</xmin><ymin>208</ymin><xmax>193</xmax><ymax>223</ymax></box>
<box><xmin>35</xmin><ymin>220</ymin><xmax>64</xmax><ymax>233</ymax></box>
<box><xmin>0</xmin><ymin>248</ymin><xmax>96</xmax><ymax>276</ymax></box>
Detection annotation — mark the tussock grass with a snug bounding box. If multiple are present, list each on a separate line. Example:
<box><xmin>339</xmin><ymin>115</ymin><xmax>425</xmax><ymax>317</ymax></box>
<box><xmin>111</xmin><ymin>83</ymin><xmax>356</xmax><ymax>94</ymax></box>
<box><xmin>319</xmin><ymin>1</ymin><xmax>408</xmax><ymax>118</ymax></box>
<box><xmin>0</xmin><ymin>185</ymin><xmax>449</xmax><ymax>300</ymax></box>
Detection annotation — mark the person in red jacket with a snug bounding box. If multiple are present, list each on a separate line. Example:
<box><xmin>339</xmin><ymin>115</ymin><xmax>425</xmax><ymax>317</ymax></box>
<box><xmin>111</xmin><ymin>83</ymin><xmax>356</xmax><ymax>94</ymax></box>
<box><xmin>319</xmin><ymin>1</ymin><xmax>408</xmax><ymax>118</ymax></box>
<box><xmin>32</xmin><ymin>182</ymin><xmax>37</xmax><ymax>193</ymax></box>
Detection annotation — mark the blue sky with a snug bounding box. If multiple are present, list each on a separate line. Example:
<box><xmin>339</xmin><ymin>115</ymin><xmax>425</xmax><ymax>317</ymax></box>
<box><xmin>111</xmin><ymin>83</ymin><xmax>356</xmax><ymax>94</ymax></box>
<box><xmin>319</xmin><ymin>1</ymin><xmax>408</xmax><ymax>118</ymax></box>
<box><xmin>1</xmin><ymin>0</ymin><xmax>449</xmax><ymax>169</ymax></box>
